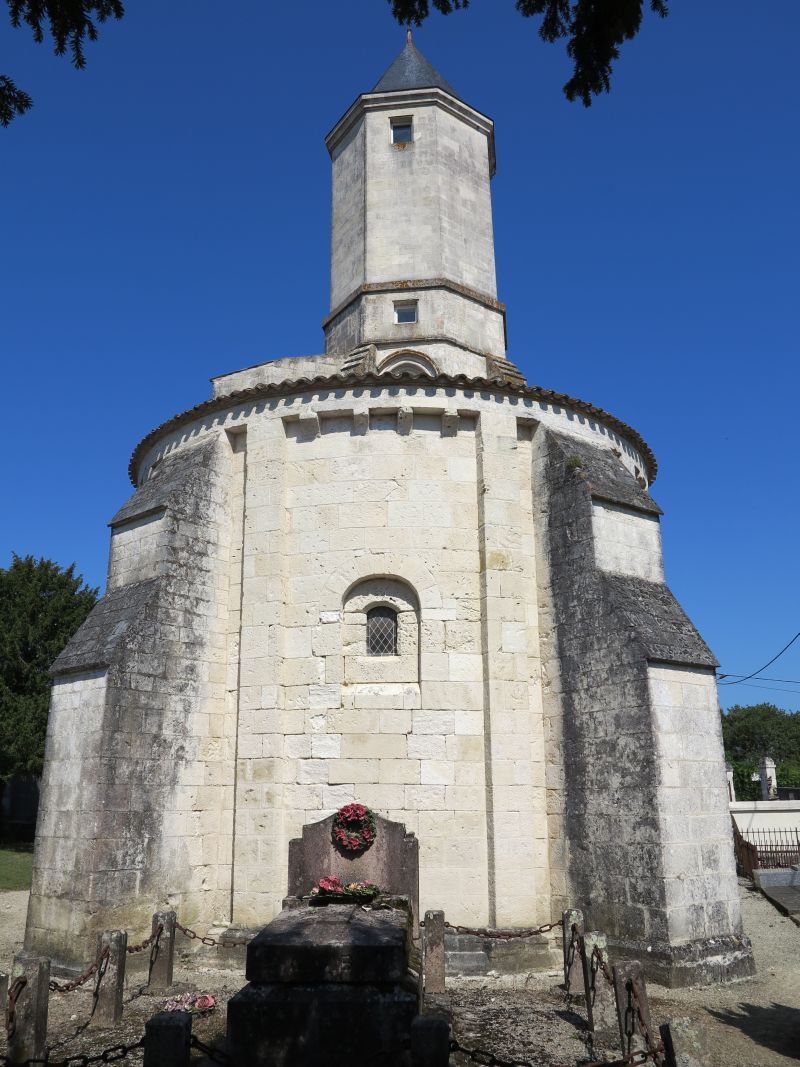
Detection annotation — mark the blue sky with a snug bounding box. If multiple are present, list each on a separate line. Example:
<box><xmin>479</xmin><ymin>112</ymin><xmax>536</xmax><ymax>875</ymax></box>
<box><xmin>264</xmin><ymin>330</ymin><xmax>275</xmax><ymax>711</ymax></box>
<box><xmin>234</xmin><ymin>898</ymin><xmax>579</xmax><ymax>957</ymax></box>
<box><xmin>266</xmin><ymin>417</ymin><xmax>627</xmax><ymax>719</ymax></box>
<box><xmin>2</xmin><ymin>1</ymin><xmax>798</xmax><ymax>711</ymax></box>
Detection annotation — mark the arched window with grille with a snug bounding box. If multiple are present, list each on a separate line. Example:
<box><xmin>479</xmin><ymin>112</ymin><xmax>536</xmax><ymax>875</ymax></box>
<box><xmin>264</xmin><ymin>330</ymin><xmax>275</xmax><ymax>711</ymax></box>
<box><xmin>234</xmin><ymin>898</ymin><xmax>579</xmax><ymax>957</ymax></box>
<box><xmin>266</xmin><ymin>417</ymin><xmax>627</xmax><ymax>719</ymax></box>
<box><xmin>366</xmin><ymin>606</ymin><xmax>398</xmax><ymax>656</ymax></box>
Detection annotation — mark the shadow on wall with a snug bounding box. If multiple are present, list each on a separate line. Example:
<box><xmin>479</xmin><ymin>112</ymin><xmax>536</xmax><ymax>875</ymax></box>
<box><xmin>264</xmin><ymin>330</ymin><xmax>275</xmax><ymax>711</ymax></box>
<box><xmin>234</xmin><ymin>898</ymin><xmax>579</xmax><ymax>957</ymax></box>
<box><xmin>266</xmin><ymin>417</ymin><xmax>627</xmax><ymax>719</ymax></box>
<box><xmin>706</xmin><ymin>1002</ymin><xmax>800</xmax><ymax>1061</ymax></box>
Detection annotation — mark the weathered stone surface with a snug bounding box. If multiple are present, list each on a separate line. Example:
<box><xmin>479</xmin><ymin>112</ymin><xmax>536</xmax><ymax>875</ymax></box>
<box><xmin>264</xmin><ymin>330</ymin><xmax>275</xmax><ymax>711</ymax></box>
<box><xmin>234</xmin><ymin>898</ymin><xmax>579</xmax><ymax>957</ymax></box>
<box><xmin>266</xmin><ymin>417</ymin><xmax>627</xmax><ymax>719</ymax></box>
<box><xmin>602</xmin><ymin>574</ymin><xmax>717</xmax><ymax>668</ymax></box>
<box><xmin>27</xmin><ymin>434</ymin><xmax>237</xmax><ymax>967</ymax></box>
<box><xmin>143</xmin><ymin>1010</ymin><xmax>191</xmax><ymax>1067</ymax></box>
<box><xmin>227</xmin><ymin>981</ymin><xmax>418</xmax><ymax>1067</ymax></box>
<box><xmin>537</xmin><ymin>429</ymin><xmax>752</xmax><ymax>984</ymax></box>
<box><xmin>660</xmin><ymin>1015</ymin><xmax>716</xmax><ymax>1067</ymax></box>
<box><xmin>50</xmin><ymin>579</ymin><xmax>159</xmax><ymax>675</ymax></box>
<box><xmin>562</xmin><ymin>908</ymin><xmax>584</xmax><ymax>992</ymax></box>
<box><xmin>92</xmin><ymin>929</ymin><xmax>127</xmax><ymax>1028</ymax></box>
<box><xmin>612</xmin><ymin>960</ymin><xmax>651</xmax><ymax>1056</ymax></box>
<box><xmin>581</xmin><ymin>931</ymin><xmax>617</xmax><ymax>1032</ymax></box>
<box><xmin>444</xmin><ymin>931</ymin><xmax>553</xmax><ymax>977</ymax></box>
<box><xmin>288</xmin><ymin>812</ymin><xmax>419</xmax><ymax>931</ymax></box>
<box><xmin>411</xmin><ymin>1013</ymin><xmax>451</xmax><ymax>1067</ymax></box>
<box><xmin>148</xmin><ymin>911</ymin><xmax>176</xmax><ymax>992</ymax></box>
<box><xmin>553</xmin><ymin>433</ymin><xmax>661</xmax><ymax>516</ymax></box>
<box><xmin>7</xmin><ymin>955</ymin><xmax>49</xmax><ymax>1065</ymax></box>
<box><xmin>423</xmin><ymin>910</ymin><xmax>445</xmax><ymax>995</ymax></box>
<box><xmin>110</xmin><ymin>437</ymin><xmax>217</xmax><ymax>528</ymax></box>
<box><xmin>246</xmin><ymin>904</ymin><xmax>409</xmax><ymax>984</ymax></box>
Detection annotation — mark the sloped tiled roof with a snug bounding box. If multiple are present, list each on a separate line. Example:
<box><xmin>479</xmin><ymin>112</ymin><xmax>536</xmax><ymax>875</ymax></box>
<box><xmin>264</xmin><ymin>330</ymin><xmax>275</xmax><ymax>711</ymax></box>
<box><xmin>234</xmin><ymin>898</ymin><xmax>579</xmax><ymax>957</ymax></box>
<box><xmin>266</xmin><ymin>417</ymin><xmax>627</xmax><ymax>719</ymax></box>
<box><xmin>373</xmin><ymin>35</ymin><xmax>460</xmax><ymax>99</ymax></box>
<box><xmin>127</xmin><ymin>367</ymin><xmax>658</xmax><ymax>487</ymax></box>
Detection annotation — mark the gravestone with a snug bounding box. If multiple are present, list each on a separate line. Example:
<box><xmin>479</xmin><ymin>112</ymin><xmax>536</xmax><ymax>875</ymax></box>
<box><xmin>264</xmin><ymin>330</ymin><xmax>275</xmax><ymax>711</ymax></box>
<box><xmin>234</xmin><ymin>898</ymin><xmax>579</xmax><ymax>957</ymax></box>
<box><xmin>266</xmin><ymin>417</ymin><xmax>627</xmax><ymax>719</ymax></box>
<box><xmin>226</xmin><ymin>904</ymin><xmax>423</xmax><ymax>1067</ymax></box>
<box><xmin>287</xmin><ymin>811</ymin><xmax>420</xmax><ymax>933</ymax></box>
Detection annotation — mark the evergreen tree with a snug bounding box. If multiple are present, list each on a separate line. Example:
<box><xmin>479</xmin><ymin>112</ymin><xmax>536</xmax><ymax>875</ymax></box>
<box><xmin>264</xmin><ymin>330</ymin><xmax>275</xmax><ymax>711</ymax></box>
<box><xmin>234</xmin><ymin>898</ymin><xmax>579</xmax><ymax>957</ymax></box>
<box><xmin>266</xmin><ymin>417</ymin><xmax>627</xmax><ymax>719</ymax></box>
<box><xmin>389</xmin><ymin>0</ymin><xmax>668</xmax><ymax>105</ymax></box>
<box><xmin>0</xmin><ymin>554</ymin><xmax>97</xmax><ymax>780</ymax></box>
<box><xmin>2</xmin><ymin>1</ymin><xmax>669</xmax><ymax>126</ymax></box>
<box><xmin>1</xmin><ymin>1</ymin><xmax>124</xmax><ymax>125</ymax></box>
<box><xmin>721</xmin><ymin>702</ymin><xmax>800</xmax><ymax>799</ymax></box>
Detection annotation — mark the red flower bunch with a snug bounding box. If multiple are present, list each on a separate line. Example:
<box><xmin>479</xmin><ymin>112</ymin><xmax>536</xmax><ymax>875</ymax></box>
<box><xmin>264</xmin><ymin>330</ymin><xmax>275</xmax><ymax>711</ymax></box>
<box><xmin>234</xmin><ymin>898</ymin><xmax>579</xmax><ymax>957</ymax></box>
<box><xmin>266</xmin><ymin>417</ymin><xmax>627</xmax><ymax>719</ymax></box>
<box><xmin>311</xmin><ymin>877</ymin><xmax>379</xmax><ymax>899</ymax></box>
<box><xmin>332</xmin><ymin>803</ymin><xmax>377</xmax><ymax>853</ymax></box>
<box><xmin>318</xmin><ymin>875</ymin><xmax>344</xmax><ymax>893</ymax></box>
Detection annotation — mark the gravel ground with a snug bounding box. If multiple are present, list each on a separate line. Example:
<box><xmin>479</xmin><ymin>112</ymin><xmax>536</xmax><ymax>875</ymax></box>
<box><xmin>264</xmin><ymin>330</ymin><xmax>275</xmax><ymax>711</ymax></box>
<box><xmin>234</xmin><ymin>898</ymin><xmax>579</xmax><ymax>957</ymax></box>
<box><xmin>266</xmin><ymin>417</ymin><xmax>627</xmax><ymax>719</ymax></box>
<box><xmin>1</xmin><ymin>879</ymin><xmax>798</xmax><ymax>1066</ymax></box>
<box><xmin>447</xmin><ymin>880</ymin><xmax>800</xmax><ymax>1066</ymax></box>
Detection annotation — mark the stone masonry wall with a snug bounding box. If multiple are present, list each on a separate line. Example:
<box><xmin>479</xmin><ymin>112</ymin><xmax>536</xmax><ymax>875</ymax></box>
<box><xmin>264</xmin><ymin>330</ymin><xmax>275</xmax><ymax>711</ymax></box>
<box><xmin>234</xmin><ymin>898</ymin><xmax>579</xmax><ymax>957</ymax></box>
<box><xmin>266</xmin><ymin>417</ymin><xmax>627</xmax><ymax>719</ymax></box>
<box><xmin>30</xmin><ymin>379</ymin><xmax>668</xmax><ymax>964</ymax></box>
<box><xmin>533</xmin><ymin>428</ymin><xmax>751</xmax><ymax>983</ymax></box>
<box><xmin>27</xmin><ymin>437</ymin><xmax>241</xmax><ymax>966</ymax></box>
<box><xmin>228</xmin><ymin>399</ymin><xmax>548</xmax><ymax>929</ymax></box>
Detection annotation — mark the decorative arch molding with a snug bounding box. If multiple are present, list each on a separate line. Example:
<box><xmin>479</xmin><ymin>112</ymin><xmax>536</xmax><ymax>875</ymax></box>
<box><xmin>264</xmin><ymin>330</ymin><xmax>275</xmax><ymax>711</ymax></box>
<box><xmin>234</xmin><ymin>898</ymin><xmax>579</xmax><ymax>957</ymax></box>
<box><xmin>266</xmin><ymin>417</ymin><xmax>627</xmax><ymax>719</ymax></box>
<box><xmin>377</xmin><ymin>349</ymin><xmax>440</xmax><ymax>378</ymax></box>
<box><xmin>322</xmin><ymin>553</ymin><xmax>441</xmax><ymax>614</ymax></box>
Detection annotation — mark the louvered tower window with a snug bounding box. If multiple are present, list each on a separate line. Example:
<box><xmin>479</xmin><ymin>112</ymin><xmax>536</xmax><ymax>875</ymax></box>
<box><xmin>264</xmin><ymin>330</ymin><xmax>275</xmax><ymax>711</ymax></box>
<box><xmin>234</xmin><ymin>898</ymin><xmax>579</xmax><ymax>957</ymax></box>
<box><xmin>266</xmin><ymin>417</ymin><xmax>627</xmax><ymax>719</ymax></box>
<box><xmin>366</xmin><ymin>607</ymin><xmax>398</xmax><ymax>655</ymax></box>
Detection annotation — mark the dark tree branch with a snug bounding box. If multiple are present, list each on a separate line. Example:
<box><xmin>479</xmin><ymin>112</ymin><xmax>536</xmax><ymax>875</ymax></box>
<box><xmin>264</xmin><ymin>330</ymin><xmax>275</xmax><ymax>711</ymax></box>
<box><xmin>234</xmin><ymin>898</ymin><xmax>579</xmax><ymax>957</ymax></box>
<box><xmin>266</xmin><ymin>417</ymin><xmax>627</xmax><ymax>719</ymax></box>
<box><xmin>388</xmin><ymin>0</ymin><xmax>669</xmax><ymax>106</ymax></box>
<box><xmin>3</xmin><ymin>1</ymin><xmax>124</xmax><ymax>126</ymax></box>
<box><xmin>0</xmin><ymin>74</ymin><xmax>33</xmax><ymax>126</ymax></box>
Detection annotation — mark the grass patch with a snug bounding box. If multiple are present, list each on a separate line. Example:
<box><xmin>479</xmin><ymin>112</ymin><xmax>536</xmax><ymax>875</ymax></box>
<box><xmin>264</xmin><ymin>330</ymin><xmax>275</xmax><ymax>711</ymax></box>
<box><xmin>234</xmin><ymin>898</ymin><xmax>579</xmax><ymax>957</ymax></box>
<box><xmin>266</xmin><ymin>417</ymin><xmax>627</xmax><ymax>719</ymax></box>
<box><xmin>0</xmin><ymin>844</ymin><xmax>33</xmax><ymax>891</ymax></box>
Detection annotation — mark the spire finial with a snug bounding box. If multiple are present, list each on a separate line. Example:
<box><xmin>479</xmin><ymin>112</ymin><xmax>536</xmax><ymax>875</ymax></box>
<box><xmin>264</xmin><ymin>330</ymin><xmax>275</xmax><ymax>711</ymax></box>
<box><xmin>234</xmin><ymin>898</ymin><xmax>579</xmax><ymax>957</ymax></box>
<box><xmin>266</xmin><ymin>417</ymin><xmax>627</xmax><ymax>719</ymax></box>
<box><xmin>406</xmin><ymin>27</ymin><xmax>413</xmax><ymax>44</ymax></box>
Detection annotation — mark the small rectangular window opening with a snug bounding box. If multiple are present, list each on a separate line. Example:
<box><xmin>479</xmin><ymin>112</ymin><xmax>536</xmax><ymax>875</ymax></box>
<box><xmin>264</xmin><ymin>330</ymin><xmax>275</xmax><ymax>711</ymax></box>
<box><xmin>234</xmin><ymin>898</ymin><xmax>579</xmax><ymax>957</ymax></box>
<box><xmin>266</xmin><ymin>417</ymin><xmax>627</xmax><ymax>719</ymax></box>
<box><xmin>367</xmin><ymin>607</ymin><xmax>398</xmax><ymax>656</ymax></box>
<box><xmin>394</xmin><ymin>301</ymin><xmax>418</xmax><ymax>325</ymax></box>
<box><xmin>391</xmin><ymin>119</ymin><xmax>413</xmax><ymax>145</ymax></box>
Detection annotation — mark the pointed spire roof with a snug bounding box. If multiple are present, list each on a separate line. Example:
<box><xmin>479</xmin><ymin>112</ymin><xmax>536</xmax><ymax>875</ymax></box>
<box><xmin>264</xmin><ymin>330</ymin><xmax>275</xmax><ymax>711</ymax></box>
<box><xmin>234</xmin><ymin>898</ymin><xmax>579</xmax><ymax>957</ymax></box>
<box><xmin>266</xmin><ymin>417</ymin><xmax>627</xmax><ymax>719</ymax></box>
<box><xmin>372</xmin><ymin>31</ymin><xmax>461</xmax><ymax>100</ymax></box>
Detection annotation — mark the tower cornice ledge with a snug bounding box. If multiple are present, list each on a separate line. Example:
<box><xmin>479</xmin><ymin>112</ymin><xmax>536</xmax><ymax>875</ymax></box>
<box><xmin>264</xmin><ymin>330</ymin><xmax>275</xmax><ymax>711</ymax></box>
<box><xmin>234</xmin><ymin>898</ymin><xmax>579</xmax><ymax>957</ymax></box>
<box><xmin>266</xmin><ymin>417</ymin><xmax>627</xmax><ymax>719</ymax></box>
<box><xmin>326</xmin><ymin>87</ymin><xmax>496</xmax><ymax>176</ymax></box>
<box><xmin>127</xmin><ymin>368</ymin><xmax>657</xmax><ymax>487</ymax></box>
<box><xmin>322</xmin><ymin>277</ymin><xmax>506</xmax><ymax>332</ymax></box>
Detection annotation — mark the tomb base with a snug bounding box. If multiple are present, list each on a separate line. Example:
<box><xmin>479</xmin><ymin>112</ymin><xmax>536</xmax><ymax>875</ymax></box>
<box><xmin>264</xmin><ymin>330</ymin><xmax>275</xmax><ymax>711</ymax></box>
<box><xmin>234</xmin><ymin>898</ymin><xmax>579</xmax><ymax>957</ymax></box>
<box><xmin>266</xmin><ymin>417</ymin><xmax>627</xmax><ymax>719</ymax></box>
<box><xmin>226</xmin><ymin>901</ymin><xmax>443</xmax><ymax>1067</ymax></box>
<box><xmin>608</xmin><ymin>934</ymin><xmax>755</xmax><ymax>987</ymax></box>
<box><xmin>227</xmin><ymin>981</ymin><xmax>418</xmax><ymax>1067</ymax></box>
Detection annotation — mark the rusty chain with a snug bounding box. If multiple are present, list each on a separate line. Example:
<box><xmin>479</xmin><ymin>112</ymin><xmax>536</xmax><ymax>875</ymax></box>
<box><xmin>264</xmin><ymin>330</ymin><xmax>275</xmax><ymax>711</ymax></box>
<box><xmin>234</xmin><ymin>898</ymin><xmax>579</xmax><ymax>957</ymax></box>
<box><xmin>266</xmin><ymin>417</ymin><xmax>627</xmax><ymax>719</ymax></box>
<box><xmin>449</xmin><ymin>1036</ymin><xmax>540</xmax><ymax>1066</ymax></box>
<box><xmin>563</xmin><ymin>922</ymin><xmax>581</xmax><ymax>999</ymax></box>
<box><xmin>176</xmin><ymin>921</ymin><xmax>252</xmax><ymax>949</ymax></box>
<box><xmin>0</xmin><ymin>1035</ymin><xmax>144</xmax><ymax>1066</ymax></box>
<box><xmin>4</xmin><ymin>976</ymin><xmax>27</xmax><ymax>1039</ymax></box>
<box><xmin>590</xmin><ymin>943</ymin><xmax>615</xmax><ymax>987</ymax></box>
<box><xmin>126</xmin><ymin>924</ymin><xmax>162</xmax><ymax>954</ymax></box>
<box><xmin>553</xmin><ymin>1051</ymin><xmax>657</xmax><ymax>1067</ymax></box>
<box><xmin>49</xmin><ymin>946</ymin><xmax>110</xmax><ymax>994</ymax></box>
<box><xmin>47</xmin><ymin>922</ymin><xmax>160</xmax><ymax>997</ymax></box>
<box><xmin>628</xmin><ymin>981</ymin><xmax>664</xmax><ymax>1066</ymax></box>
<box><xmin>451</xmin><ymin>1035</ymin><xmax>660</xmax><ymax>1067</ymax></box>
<box><xmin>189</xmin><ymin>1034</ymin><xmax>234</xmax><ymax>1064</ymax></box>
<box><xmin>435</xmin><ymin>918</ymin><xmax>563</xmax><ymax>941</ymax></box>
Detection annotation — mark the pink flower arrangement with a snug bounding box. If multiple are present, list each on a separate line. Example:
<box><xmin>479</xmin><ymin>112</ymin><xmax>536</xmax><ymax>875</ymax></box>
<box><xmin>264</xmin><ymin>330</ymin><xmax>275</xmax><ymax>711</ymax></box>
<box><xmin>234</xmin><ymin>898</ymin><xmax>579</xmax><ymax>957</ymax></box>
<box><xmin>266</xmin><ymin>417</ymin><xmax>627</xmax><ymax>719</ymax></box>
<box><xmin>310</xmin><ymin>877</ymin><xmax>379</xmax><ymax>900</ymax></box>
<box><xmin>318</xmin><ymin>875</ymin><xmax>344</xmax><ymax>893</ymax></box>
<box><xmin>163</xmin><ymin>992</ymin><xmax>216</xmax><ymax>1014</ymax></box>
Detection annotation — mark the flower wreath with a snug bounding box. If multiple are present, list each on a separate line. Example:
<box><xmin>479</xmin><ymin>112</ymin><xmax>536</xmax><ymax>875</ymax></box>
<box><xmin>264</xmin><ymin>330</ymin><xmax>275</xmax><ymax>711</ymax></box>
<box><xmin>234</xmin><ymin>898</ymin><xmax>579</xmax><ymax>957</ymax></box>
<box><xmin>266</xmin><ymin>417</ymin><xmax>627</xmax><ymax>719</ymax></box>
<box><xmin>332</xmin><ymin>803</ymin><xmax>377</xmax><ymax>853</ymax></box>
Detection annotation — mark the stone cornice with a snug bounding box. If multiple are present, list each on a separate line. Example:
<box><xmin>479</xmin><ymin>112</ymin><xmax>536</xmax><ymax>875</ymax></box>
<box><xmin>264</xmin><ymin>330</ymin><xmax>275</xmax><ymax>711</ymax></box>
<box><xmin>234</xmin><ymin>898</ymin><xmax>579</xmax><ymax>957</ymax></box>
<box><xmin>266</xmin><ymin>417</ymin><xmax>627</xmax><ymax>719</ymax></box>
<box><xmin>326</xmin><ymin>87</ymin><xmax>496</xmax><ymax>176</ymax></box>
<box><xmin>322</xmin><ymin>277</ymin><xmax>505</xmax><ymax>331</ymax></box>
<box><xmin>128</xmin><ymin>368</ymin><xmax>658</xmax><ymax>488</ymax></box>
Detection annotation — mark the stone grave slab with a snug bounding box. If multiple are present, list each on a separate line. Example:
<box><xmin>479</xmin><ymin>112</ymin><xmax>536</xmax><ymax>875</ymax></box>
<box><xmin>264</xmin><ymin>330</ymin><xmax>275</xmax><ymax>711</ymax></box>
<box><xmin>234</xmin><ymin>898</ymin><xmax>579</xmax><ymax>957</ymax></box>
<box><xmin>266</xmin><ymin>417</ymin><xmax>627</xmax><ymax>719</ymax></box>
<box><xmin>245</xmin><ymin>904</ymin><xmax>409</xmax><ymax>984</ymax></box>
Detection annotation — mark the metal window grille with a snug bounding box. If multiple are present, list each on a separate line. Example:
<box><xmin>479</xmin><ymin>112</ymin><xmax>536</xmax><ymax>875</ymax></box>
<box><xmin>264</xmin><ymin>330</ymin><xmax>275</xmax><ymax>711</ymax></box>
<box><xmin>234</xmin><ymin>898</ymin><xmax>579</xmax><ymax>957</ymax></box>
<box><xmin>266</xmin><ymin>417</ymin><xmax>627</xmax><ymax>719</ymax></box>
<box><xmin>367</xmin><ymin>607</ymin><xmax>398</xmax><ymax>656</ymax></box>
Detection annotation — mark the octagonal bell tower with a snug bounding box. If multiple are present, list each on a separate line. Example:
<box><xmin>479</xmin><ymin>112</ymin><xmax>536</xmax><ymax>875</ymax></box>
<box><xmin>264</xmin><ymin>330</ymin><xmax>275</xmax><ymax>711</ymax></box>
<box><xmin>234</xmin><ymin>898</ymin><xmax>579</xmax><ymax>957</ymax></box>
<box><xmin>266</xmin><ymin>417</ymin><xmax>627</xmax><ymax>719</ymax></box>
<box><xmin>323</xmin><ymin>32</ymin><xmax>520</xmax><ymax>382</ymax></box>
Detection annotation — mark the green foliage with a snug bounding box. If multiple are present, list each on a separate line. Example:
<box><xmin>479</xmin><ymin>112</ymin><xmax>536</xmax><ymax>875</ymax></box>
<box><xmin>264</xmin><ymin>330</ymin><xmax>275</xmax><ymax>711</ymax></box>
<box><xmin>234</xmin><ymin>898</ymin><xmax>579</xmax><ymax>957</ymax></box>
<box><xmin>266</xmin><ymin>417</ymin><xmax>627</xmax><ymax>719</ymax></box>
<box><xmin>721</xmin><ymin>702</ymin><xmax>800</xmax><ymax>795</ymax></box>
<box><xmin>0</xmin><ymin>555</ymin><xmax>97</xmax><ymax>780</ymax></box>
<box><xmin>389</xmin><ymin>0</ymin><xmax>669</xmax><ymax>106</ymax></box>
<box><xmin>721</xmin><ymin>702</ymin><xmax>800</xmax><ymax>762</ymax></box>
<box><xmin>778</xmin><ymin>761</ymin><xmax>800</xmax><ymax>788</ymax></box>
<box><xmin>729</xmin><ymin>759</ymin><xmax>760</xmax><ymax>803</ymax></box>
<box><xmin>1</xmin><ymin>1</ymin><xmax>124</xmax><ymax>126</ymax></box>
